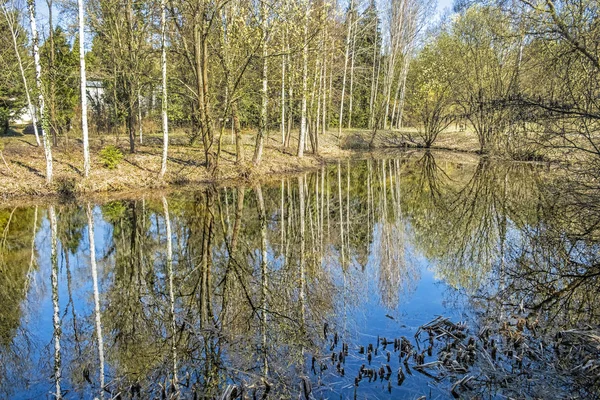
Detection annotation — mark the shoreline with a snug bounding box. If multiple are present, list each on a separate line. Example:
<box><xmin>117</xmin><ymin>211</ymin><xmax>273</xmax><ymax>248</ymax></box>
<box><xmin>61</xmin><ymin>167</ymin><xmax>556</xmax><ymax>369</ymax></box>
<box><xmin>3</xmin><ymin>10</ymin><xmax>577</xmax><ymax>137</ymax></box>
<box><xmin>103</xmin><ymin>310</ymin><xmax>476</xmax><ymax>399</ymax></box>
<box><xmin>0</xmin><ymin>128</ymin><xmax>555</xmax><ymax>204</ymax></box>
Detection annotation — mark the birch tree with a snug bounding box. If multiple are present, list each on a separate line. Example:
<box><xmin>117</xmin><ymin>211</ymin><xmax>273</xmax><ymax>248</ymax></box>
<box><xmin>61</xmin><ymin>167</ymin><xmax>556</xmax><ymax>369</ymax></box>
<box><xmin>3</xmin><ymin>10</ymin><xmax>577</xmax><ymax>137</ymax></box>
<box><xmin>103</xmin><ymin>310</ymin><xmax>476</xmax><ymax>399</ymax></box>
<box><xmin>78</xmin><ymin>0</ymin><xmax>90</xmax><ymax>177</ymax></box>
<box><xmin>253</xmin><ymin>0</ymin><xmax>269</xmax><ymax>165</ymax></box>
<box><xmin>338</xmin><ymin>0</ymin><xmax>354</xmax><ymax>139</ymax></box>
<box><xmin>159</xmin><ymin>0</ymin><xmax>168</xmax><ymax>178</ymax></box>
<box><xmin>26</xmin><ymin>0</ymin><xmax>53</xmax><ymax>183</ymax></box>
<box><xmin>297</xmin><ymin>0</ymin><xmax>310</xmax><ymax>158</ymax></box>
<box><xmin>1</xmin><ymin>2</ymin><xmax>40</xmax><ymax>146</ymax></box>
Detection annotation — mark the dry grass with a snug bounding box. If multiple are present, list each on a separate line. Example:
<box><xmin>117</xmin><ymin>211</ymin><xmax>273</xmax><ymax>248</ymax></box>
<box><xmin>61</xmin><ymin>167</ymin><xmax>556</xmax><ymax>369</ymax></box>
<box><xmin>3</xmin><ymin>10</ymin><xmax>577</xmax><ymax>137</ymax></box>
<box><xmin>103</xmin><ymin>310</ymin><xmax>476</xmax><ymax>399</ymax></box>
<box><xmin>1</xmin><ymin>123</ymin><xmax>555</xmax><ymax>201</ymax></box>
<box><xmin>0</xmin><ymin>126</ymin><xmax>359</xmax><ymax>200</ymax></box>
<box><xmin>338</xmin><ymin>126</ymin><xmax>481</xmax><ymax>153</ymax></box>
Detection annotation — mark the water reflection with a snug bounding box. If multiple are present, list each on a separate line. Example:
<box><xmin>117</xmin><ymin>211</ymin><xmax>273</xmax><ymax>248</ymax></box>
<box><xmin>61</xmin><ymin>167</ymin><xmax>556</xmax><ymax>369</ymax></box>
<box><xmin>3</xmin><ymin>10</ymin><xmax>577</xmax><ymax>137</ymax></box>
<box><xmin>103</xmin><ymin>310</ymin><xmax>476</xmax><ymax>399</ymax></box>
<box><xmin>0</xmin><ymin>151</ymin><xmax>599</xmax><ymax>398</ymax></box>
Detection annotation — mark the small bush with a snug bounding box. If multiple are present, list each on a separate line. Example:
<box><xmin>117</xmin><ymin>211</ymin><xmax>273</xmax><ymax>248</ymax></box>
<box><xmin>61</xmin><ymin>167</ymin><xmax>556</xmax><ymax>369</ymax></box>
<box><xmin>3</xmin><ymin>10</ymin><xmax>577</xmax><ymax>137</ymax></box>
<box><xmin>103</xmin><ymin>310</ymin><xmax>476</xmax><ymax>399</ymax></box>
<box><xmin>99</xmin><ymin>145</ymin><xmax>123</xmax><ymax>169</ymax></box>
<box><xmin>56</xmin><ymin>177</ymin><xmax>77</xmax><ymax>198</ymax></box>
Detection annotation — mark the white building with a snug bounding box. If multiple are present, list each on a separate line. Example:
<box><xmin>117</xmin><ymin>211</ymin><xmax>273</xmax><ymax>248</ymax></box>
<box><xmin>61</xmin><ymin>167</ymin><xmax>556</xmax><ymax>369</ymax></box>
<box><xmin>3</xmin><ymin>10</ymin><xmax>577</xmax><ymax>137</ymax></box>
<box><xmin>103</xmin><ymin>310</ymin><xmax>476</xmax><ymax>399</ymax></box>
<box><xmin>10</xmin><ymin>80</ymin><xmax>105</xmax><ymax>125</ymax></box>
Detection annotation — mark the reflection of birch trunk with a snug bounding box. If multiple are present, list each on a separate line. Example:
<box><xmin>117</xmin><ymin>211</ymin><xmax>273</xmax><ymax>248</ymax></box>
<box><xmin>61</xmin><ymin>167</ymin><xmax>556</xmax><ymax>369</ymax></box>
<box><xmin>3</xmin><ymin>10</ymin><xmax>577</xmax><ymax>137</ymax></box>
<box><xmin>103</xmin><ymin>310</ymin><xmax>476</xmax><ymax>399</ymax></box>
<box><xmin>86</xmin><ymin>203</ymin><xmax>105</xmax><ymax>397</ymax></box>
<box><xmin>64</xmin><ymin>244</ymin><xmax>81</xmax><ymax>356</ymax></box>
<box><xmin>374</xmin><ymin>159</ymin><xmax>406</xmax><ymax>308</ymax></box>
<box><xmin>280</xmin><ymin>180</ymin><xmax>285</xmax><ymax>255</ymax></box>
<box><xmin>222</xmin><ymin>186</ymin><xmax>244</xmax><ymax>324</ymax></box>
<box><xmin>231</xmin><ymin>187</ymin><xmax>244</xmax><ymax>253</ymax></box>
<box><xmin>320</xmin><ymin>167</ymin><xmax>325</xmax><ymax>254</ymax></box>
<box><xmin>307</xmin><ymin>178</ymin><xmax>316</xmax><ymax>268</ymax></box>
<box><xmin>326</xmin><ymin>169</ymin><xmax>330</xmax><ymax>243</ymax></box>
<box><xmin>346</xmin><ymin>160</ymin><xmax>351</xmax><ymax>252</ymax></box>
<box><xmin>255</xmin><ymin>185</ymin><xmax>269</xmax><ymax>375</ymax></box>
<box><xmin>285</xmin><ymin>180</ymin><xmax>292</xmax><ymax>267</ymax></box>
<box><xmin>337</xmin><ymin>162</ymin><xmax>345</xmax><ymax>267</ymax></box>
<box><xmin>49</xmin><ymin>206</ymin><xmax>61</xmax><ymax>399</ymax></box>
<box><xmin>24</xmin><ymin>206</ymin><xmax>38</xmax><ymax>294</ymax></box>
<box><xmin>161</xmin><ymin>197</ymin><xmax>178</xmax><ymax>390</ymax></box>
<box><xmin>338</xmin><ymin>161</ymin><xmax>346</xmax><ymax>267</ymax></box>
<box><xmin>367</xmin><ymin>160</ymin><xmax>372</xmax><ymax>244</ymax></box>
<box><xmin>200</xmin><ymin>189</ymin><xmax>215</xmax><ymax>325</ymax></box>
<box><xmin>298</xmin><ymin>176</ymin><xmax>306</xmax><ymax>326</ymax></box>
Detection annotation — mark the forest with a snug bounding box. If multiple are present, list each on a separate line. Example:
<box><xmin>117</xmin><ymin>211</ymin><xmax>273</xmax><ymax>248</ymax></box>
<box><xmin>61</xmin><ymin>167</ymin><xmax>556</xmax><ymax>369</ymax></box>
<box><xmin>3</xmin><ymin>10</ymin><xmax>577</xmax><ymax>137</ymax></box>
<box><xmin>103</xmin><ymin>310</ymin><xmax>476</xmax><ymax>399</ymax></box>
<box><xmin>2</xmin><ymin>0</ymin><xmax>600</xmax><ymax>396</ymax></box>
<box><xmin>0</xmin><ymin>0</ymin><xmax>599</xmax><ymax>193</ymax></box>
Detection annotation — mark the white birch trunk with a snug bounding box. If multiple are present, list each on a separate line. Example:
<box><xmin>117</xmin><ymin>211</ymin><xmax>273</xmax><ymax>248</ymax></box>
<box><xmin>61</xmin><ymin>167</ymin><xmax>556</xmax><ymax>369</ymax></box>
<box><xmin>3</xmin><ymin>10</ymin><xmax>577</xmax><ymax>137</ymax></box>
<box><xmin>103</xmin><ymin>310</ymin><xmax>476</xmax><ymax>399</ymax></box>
<box><xmin>338</xmin><ymin>0</ymin><xmax>353</xmax><ymax>139</ymax></box>
<box><xmin>2</xmin><ymin>5</ymin><xmax>40</xmax><ymax>146</ymax></box>
<box><xmin>79</xmin><ymin>0</ymin><xmax>90</xmax><ymax>177</ymax></box>
<box><xmin>321</xmin><ymin>33</ymin><xmax>327</xmax><ymax>135</ymax></box>
<box><xmin>396</xmin><ymin>53</ymin><xmax>410</xmax><ymax>129</ymax></box>
<box><xmin>297</xmin><ymin>2</ymin><xmax>309</xmax><ymax>158</ymax></box>
<box><xmin>27</xmin><ymin>0</ymin><xmax>53</xmax><ymax>183</ymax></box>
<box><xmin>347</xmin><ymin>26</ymin><xmax>357</xmax><ymax>129</ymax></box>
<box><xmin>159</xmin><ymin>0</ymin><xmax>169</xmax><ymax>178</ymax></box>
<box><xmin>254</xmin><ymin>0</ymin><xmax>269</xmax><ymax>164</ymax></box>
<box><xmin>138</xmin><ymin>91</ymin><xmax>143</xmax><ymax>144</ymax></box>
<box><xmin>369</xmin><ymin>13</ymin><xmax>378</xmax><ymax>129</ymax></box>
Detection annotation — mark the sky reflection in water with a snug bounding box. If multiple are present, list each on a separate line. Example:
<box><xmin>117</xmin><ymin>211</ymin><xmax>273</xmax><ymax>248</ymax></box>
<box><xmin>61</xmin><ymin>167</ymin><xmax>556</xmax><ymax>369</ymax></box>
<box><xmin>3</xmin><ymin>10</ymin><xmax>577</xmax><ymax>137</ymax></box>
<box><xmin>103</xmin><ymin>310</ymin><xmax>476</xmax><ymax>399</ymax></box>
<box><xmin>1</xmin><ymin>152</ymin><xmax>598</xmax><ymax>399</ymax></box>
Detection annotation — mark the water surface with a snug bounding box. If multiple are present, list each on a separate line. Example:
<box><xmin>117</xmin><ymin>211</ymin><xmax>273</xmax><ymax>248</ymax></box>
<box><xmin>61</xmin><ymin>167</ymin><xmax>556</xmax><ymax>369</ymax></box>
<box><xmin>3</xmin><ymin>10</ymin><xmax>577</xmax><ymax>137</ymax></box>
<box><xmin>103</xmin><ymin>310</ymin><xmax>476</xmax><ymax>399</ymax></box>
<box><xmin>1</xmin><ymin>151</ymin><xmax>599</xmax><ymax>399</ymax></box>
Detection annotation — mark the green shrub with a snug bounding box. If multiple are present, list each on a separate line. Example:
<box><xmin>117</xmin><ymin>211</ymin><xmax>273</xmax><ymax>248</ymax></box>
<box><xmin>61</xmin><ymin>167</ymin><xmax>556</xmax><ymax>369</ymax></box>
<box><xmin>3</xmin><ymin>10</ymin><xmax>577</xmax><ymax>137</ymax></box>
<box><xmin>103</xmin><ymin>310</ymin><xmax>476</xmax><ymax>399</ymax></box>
<box><xmin>99</xmin><ymin>145</ymin><xmax>123</xmax><ymax>169</ymax></box>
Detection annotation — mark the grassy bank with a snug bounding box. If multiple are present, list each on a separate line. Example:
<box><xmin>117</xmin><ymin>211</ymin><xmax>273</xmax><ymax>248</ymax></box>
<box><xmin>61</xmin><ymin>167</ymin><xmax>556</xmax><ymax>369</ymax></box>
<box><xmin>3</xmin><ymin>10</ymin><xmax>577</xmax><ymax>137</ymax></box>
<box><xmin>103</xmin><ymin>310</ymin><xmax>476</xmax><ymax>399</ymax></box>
<box><xmin>1</xmin><ymin>126</ymin><xmax>361</xmax><ymax>200</ymax></box>
<box><xmin>1</xmin><ymin>124</ymin><xmax>540</xmax><ymax>201</ymax></box>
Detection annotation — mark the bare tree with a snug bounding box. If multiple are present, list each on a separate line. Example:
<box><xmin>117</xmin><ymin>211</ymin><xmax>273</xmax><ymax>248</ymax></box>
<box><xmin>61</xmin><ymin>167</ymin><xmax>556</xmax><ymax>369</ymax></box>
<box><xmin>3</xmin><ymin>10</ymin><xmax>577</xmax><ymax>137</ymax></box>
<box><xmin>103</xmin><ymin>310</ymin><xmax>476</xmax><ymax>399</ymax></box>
<box><xmin>1</xmin><ymin>2</ymin><xmax>40</xmax><ymax>147</ymax></box>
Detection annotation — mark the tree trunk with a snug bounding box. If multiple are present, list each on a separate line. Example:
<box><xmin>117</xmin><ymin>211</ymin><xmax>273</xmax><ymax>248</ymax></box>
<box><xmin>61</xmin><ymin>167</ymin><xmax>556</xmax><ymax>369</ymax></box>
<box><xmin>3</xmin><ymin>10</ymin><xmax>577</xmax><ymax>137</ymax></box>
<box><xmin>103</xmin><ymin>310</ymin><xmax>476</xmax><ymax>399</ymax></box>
<box><xmin>281</xmin><ymin>48</ymin><xmax>286</xmax><ymax>146</ymax></box>
<box><xmin>2</xmin><ymin>4</ymin><xmax>40</xmax><ymax>146</ymax></box>
<box><xmin>368</xmin><ymin>13</ymin><xmax>379</xmax><ymax>130</ymax></box>
<box><xmin>159</xmin><ymin>0</ymin><xmax>169</xmax><ymax>178</ymax></box>
<box><xmin>395</xmin><ymin>53</ymin><xmax>410</xmax><ymax>129</ymax></box>
<box><xmin>338</xmin><ymin>0</ymin><xmax>353</xmax><ymax>140</ymax></box>
<box><xmin>285</xmin><ymin>40</ymin><xmax>293</xmax><ymax>149</ymax></box>
<box><xmin>348</xmin><ymin>26</ymin><xmax>357</xmax><ymax>129</ymax></box>
<box><xmin>47</xmin><ymin>0</ymin><xmax>57</xmax><ymax>146</ymax></box>
<box><xmin>79</xmin><ymin>0</ymin><xmax>91</xmax><ymax>177</ymax></box>
<box><xmin>27</xmin><ymin>0</ymin><xmax>53</xmax><ymax>183</ymax></box>
<box><xmin>232</xmin><ymin>100</ymin><xmax>243</xmax><ymax>163</ymax></box>
<box><xmin>253</xmin><ymin>1</ymin><xmax>269</xmax><ymax>165</ymax></box>
<box><xmin>297</xmin><ymin>4</ymin><xmax>309</xmax><ymax>158</ymax></box>
<box><xmin>138</xmin><ymin>90</ymin><xmax>143</xmax><ymax>144</ymax></box>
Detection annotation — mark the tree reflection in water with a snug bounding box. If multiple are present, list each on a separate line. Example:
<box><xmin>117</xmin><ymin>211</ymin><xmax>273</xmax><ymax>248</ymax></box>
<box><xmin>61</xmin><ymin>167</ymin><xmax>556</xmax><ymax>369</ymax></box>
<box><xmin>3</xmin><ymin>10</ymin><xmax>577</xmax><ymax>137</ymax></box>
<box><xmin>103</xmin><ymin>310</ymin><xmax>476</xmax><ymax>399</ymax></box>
<box><xmin>0</xmin><ymin>151</ymin><xmax>599</xmax><ymax>398</ymax></box>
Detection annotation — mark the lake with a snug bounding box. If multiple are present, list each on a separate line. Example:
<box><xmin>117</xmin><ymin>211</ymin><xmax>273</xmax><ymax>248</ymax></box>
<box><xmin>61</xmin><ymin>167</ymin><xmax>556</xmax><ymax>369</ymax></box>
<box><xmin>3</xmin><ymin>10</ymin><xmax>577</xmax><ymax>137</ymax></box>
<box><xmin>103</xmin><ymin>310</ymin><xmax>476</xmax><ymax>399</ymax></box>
<box><xmin>1</xmin><ymin>151</ymin><xmax>598</xmax><ymax>399</ymax></box>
